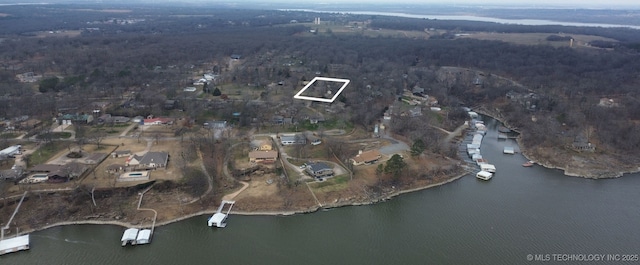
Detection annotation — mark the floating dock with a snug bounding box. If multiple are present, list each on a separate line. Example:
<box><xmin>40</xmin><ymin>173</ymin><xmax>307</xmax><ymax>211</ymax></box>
<box><xmin>135</xmin><ymin>229</ymin><xmax>152</xmax><ymax>245</ymax></box>
<box><xmin>121</xmin><ymin>228</ymin><xmax>139</xmax><ymax>246</ymax></box>
<box><xmin>0</xmin><ymin>235</ymin><xmax>29</xmax><ymax>256</ymax></box>
<box><xmin>208</xmin><ymin>200</ymin><xmax>235</xmax><ymax>228</ymax></box>
<box><xmin>0</xmin><ymin>192</ymin><xmax>29</xmax><ymax>256</ymax></box>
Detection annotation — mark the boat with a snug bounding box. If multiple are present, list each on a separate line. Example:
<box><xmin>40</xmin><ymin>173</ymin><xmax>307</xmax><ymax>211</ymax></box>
<box><xmin>522</xmin><ymin>161</ymin><xmax>534</xmax><ymax>167</ymax></box>
<box><xmin>476</xmin><ymin>171</ymin><xmax>493</xmax><ymax>181</ymax></box>
<box><xmin>480</xmin><ymin>163</ymin><xmax>496</xmax><ymax>173</ymax></box>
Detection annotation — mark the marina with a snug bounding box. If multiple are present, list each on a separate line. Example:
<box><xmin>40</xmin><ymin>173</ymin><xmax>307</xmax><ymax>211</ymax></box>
<box><xmin>464</xmin><ymin>112</ymin><xmax>497</xmax><ymax>180</ymax></box>
<box><xmin>208</xmin><ymin>200</ymin><xmax>235</xmax><ymax>228</ymax></box>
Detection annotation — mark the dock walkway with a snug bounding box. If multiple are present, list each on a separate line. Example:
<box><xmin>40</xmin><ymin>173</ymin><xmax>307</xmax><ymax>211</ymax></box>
<box><xmin>208</xmin><ymin>201</ymin><xmax>235</xmax><ymax>228</ymax></box>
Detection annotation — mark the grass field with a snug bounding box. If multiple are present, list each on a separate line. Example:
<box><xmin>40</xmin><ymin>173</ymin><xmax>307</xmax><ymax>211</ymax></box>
<box><xmin>459</xmin><ymin>32</ymin><xmax>617</xmax><ymax>47</ymax></box>
<box><xmin>27</xmin><ymin>141</ymin><xmax>67</xmax><ymax>166</ymax></box>
<box><xmin>309</xmin><ymin>174</ymin><xmax>350</xmax><ymax>193</ymax></box>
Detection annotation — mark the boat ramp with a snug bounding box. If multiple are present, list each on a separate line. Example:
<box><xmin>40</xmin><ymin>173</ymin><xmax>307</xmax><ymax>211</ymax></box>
<box><xmin>208</xmin><ymin>200</ymin><xmax>235</xmax><ymax>228</ymax></box>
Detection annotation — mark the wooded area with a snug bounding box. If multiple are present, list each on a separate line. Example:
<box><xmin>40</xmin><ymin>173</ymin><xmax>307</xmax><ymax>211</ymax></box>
<box><xmin>1</xmin><ymin>4</ymin><xmax>640</xmax><ymax>161</ymax></box>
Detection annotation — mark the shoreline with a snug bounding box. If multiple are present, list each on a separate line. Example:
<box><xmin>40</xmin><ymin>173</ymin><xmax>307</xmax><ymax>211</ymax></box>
<box><xmin>472</xmin><ymin>107</ymin><xmax>640</xmax><ymax>179</ymax></box>
<box><xmin>17</xmin><ymin>171</ymin><xmax>468</xmax><ymax>235</ymax></box>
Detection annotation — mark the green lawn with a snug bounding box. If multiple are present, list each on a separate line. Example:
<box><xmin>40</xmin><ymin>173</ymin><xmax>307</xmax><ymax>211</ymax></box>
<box><xmin>37</xmin><ymin>132</ymin><xmax>72</xmax><ymax>139</ymax></box>
<box><xmin>0</xmin><ymin>132</ymin><xmax>20</xmax><ymax>139</ymax></box>
<box><xmin>309</xmin><ymin>174</ymin><xmax>349</xmax><ymax>193</ymax></box>
<box><xmin>28</xmin><ymin>141</ymin><xmax>67</xmax><ymax>166</ymax></box>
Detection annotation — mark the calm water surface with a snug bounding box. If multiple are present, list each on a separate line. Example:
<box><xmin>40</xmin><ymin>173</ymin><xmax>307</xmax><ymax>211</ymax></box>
<box><xmin>3</xmin><ymin>117</ymin><xmax>640</xmax><ymax>264</ymax></box>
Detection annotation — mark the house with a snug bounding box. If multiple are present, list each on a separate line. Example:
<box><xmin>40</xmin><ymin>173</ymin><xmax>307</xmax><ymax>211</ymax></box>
<box><xmin>231</xmin><ymin>54</ymin><xmax>242</xmax><ymax>60</ymax></box>
<box><xmin>98</xmin><ymin>114</ymin><xmax>130</xmax><ymax>124</ymax></box>
<box><xmin>204</xmin><ymin>120</ymin><xmax>227</xmax><ymax>129</ymax></box>
<box><xmin>29</xmin><ymin>162</ymin><xmax>87</xmax><ymax>183</ymax></box>
<box><xmin>248</xmin><ymin>150</ymin><xmax>278</xmax><ymax>163</ymax></box>
<box><xmin>106</xmin><ymin>164</ymin><xmax>126</xmax><ymax>173</ymax></box>
<box><xmin>272</xmin><ymin>115</ymin><xmax>284</xmax><ymax>125</ymax></box>
<box><xmin>0</xmin><ymin>167</ymin><xmax>23</xmax><ymax>181</ymax></box>
<box><xmin>58</xmin><ymin>114</ymin><xmax>94</xmax><ymax>125</ymax></box>
<box><xmin>143</xmin><ymin>117</ymin><xmax>173</xmax><ymax>126</ymax></box>
<box><xmin>164</xmin><ymin>100</ymin><xmax>177</xmax><ymax>110</ymax></box>
<box><xmin>305</xmin><ymin>162</ymin><xmax>334</xmax><ymax>179</ymax></box>
<box><xmin>137</xmin><ymin>152</ymin><xmax>169</xmax><ymax>169</ymax></box>
<box><xmin>132</xmin><ymin>116</ymin><xmax>144</xmax><ymax>124</ymax></box>
<box><xmin>85</xmin><ymin>153</ymin><xmax>107</xmax><ymax>164</ymax></box>
<box><xmin>309</xmin><ymin>116</ymin><xmax>325</xmax><ymax>124</ymax></box>
<box><xmin>183</xmin><ymin>87</ymin><xmax>197</xmax><ymax>92</ymax></box>
<box><xmin>280</xmin><ymin>134</ymin><xmax>306</xmax><ymax>145</ymax></box>
<box><xmin>572</xmin><ymin>142</ymin><xmax>595</xmax><ymax>152</ymax></box>
<box><xmin>409</xmin><ymin>106</ymin><xmax>422</xmax><ymax>117</ymax></box>
<box><xmin>350</xmin><ymin>149</ymin><xmax>382</xmax><ymax>166</ymax></box>
<box><xmin>125</xmin><ymin>155</ymin><xmax>143</xmax><ymax>166</ymax></box>
<box><xmin>258</xmin><ymin>140</ymin><xmax>272</xmax><ymax>151</ymax></box>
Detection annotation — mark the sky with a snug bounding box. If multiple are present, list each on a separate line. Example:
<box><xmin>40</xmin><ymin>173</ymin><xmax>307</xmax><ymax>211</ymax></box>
<box><xmin>1</xmin><ymin>0</ymin><xmax>639</xmax><ymax>9</ymax></box>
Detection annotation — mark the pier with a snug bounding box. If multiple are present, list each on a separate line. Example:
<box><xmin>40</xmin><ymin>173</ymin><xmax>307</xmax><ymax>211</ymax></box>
<box><xmin>208</xmin><ymin>200</ymin><xmax>235</xmax><ymax>228</ymax></box>
<box><xmin>0</xmin><ymin>192</ymin><xmax>30</xmax><ymax>256</ymax></box>
<box><xmin>121</xmin><ymin>184</ymin><xmax>156</xmax><ymax>246</ymax></box>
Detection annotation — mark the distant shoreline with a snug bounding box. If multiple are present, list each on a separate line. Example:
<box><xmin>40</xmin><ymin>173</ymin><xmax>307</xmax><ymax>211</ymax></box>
<box><xmin>281</xmin><ymin>9</ymin><xmax>640</xmax><ymax>29</ymax></box>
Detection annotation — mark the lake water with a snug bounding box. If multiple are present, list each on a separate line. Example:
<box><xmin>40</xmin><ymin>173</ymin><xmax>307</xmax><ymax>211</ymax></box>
<box><xmin>283</xmin><ymin>9</ymin><xmax>640</xmax><ymax>29</ymax></box>
<box><xmin>3</xmin><ymin>117</ymin><xmax>640</xmax><ymax>264</ymax></box>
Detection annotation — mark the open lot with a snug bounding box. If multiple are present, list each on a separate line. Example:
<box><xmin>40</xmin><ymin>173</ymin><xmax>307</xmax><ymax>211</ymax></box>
<box><xmin>460</xmin><ymin>32</ymin><xmax>617</xmax><ymax>47</ymax></box>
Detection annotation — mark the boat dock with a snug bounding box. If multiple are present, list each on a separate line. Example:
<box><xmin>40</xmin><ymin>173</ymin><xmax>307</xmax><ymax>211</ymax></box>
<box><xmin>208</xmin><ymin>200</ymin><xmax>235</xmax><ymax>228</ymax></box>
<box><xmin>0</xmin><ymin>191</ymin><xmax>29</xmax><ymax>256</ymax></box>
<box><xmin>0</xmin><ymin>234</ymin><xmax>29</xmax><ymax>255</ymax></box>
<box><xmin>121</xmin><ymin>184</ymin><xmax>156</xmax><ymax>247</ymax></box>
<box><xmin>460</xmin><ymin>113</ymin><xmax>497</xmax><ymax>180</ymax></box>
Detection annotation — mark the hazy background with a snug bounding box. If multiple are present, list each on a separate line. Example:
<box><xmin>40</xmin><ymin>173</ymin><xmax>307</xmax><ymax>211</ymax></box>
<box><xmin>1</xmin><ymin>0</ymin><xmax>639</xmax><ymax>9</ymax></box>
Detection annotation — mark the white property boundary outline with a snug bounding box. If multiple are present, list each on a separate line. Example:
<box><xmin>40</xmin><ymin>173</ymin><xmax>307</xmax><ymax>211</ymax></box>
<box><xmin>293</xmin><ymin>76</ymin><xmax>350</xmax><ymax>103</ymax></box>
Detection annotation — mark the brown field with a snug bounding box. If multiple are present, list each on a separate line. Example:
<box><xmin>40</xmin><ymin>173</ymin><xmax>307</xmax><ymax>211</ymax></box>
<box><xmin>70</xmin><ymin>9</ymin><xmax>132</xmax><ymax>13</ymax></box>
<box><xmin>460</xmin><ymin>32</ymin><xmax>617</xmax><ymax>47</ymax></box>
<box><xmin>30</xmin><ymin>30</ymin><xmax>82</xmax><ymax>38</ymax></box>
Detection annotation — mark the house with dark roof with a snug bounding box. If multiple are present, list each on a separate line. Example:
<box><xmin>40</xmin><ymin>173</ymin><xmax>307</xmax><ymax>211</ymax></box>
<box><xmin>29</xmin><ymin>162</ymin><xmax>87</xmax><ymax>183</ymax></box>
<box><xmin>58</xmin><ymin>114</ymin><xmax>94</xmax><ymax>125</ymax></box>
<box><xmin>280</xmin><ymin>134</ymin><xmax>306</xmax><ymax>145</ymax></box>
<box><xmin>138</xmin><ymin>152</ymin><xmax>169</xmax><ymax>169</ymax></box>
<box><xmin>305</xmin><ymin>162</ymin><xmax>334</xmax><ymax>179</ymax></box>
